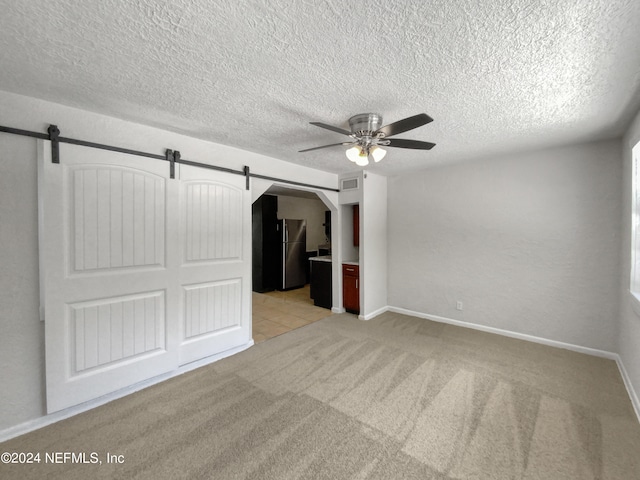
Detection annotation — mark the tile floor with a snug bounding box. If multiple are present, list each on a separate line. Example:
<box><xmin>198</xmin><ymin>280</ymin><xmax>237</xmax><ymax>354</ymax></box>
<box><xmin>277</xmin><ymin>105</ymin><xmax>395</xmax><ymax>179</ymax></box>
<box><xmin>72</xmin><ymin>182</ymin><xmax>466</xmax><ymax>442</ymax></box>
<box><xmin>252</xmin><ymin>285</ymin><xmax>333</xmax><ymax>343</ymax></box>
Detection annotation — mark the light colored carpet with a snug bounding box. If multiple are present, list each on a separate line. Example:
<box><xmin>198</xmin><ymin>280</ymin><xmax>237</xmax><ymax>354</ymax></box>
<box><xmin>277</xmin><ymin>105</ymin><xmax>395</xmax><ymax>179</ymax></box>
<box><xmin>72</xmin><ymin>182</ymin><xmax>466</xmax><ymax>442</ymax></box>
<box><xmin>2</xmin><ymin>311</ymin><xmax>640</xmax><ymax>479</ymax></box>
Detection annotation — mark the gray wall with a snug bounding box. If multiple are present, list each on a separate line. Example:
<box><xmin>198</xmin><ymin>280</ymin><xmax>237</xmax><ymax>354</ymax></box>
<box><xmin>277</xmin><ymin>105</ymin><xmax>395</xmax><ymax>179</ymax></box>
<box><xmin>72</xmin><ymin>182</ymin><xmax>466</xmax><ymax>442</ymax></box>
<box><xmin>388</xmin><ymin>140</ymin><xmax>622</xmax><ymax>352</ymax></box>
<box><xmin>0</xmin><ymin>134</ymin><xmax>45</xmax><ymax>430</ymax></box>
<box><xmin>619</xmin><ymin>108</ymin><xmax>640</xmax><ymax>408</ymax></box>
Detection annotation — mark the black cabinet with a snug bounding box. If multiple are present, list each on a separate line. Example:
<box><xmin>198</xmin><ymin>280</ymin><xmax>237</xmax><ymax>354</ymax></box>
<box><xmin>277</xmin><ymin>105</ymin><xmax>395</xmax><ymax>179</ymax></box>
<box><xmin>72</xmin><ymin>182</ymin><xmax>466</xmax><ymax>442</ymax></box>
<box><xmin>252</xmin><ymin>195</ymin><xmax>278</xmax><ymax>292</ymax></box>
<box><xmin>324</xmin><ymin>210</ymin><xmax>331</xmax><ymax>237</ymax></box>
<box><xmin>304</xmin><ymin>251</ymin><xmax>316</xmax><ymax>284</ymax></box>
<box><xmin>310</xmin><ymin>260</ymin><xmax>332</xmax><ymax>309</ymax></box>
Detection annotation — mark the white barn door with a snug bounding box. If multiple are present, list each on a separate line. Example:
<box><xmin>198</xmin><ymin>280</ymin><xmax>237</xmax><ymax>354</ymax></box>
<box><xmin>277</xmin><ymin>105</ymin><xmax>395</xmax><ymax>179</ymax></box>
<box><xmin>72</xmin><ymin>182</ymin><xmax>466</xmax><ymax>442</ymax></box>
<box><xmin>40</xmin><ymin>142</ymin><xmax>180</xmax><ymax>413</ymax></box>
<box><xmin>40</xmin><ymin>142</ymin><xmax>251</xmax><ymax>413</ymax></box>
<box><xmin>177</xmin><ymin>164</ymin><xmax>251</xmax><ymax>366</ymax></box>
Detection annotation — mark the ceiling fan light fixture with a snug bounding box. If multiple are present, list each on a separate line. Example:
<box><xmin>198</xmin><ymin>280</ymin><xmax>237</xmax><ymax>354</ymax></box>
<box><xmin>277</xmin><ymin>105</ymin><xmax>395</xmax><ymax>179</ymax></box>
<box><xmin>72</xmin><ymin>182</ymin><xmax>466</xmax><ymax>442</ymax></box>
<box><xmin>345</xmin><ymin>146</ymin><xmax>361</xmax><ymax>162</ymax></box>
<box><xmin>301</xmin><ymin>112</ymin><xmax>435</xmax><ymax>167</ymax></box>
<box><xmin>355</xmin><ymin>151</ymin><xmax>369</xmax><ymax>166</ymax></box>
<box><xmin>370</xmin><ymin>146</ymin><xmax>386</xmax><ymax>162</ymax></box>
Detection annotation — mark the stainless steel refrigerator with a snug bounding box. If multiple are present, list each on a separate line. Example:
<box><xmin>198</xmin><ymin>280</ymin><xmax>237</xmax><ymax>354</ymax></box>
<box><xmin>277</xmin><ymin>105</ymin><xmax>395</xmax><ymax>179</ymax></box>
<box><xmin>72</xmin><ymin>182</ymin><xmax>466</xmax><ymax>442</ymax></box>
<box><xmin>279</xmin><ymin>219</ymin><xmax>307</xmax><ymax>290</ymax></box>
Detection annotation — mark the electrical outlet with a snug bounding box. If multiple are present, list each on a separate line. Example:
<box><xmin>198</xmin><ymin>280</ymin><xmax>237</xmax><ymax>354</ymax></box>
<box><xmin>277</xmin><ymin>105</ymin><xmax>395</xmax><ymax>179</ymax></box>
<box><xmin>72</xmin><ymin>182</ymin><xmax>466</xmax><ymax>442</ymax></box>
<box><xmin>456</xmin><ymin>301</ymin><xmax>464</xmax><ymax>311</ymax></box>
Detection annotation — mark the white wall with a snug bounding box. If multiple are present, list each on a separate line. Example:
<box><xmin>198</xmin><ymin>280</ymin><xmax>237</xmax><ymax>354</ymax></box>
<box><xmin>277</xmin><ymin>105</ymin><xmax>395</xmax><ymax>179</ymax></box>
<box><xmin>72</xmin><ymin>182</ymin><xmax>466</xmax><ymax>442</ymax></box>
<box><xmin>335</xmin><ymin>170</ymin><xmax>388</xmax><ymax>318</ymax></box>
<box><xmin>276</xmin><ymin>195</ymin><xmax>329</xmax><ymax>251</ymax></box>
<box><xmin>388</xmin><ymin>140</ymin><xmax>622</xmax><ymax>351</ymax></box>
<box><xmin>340</xmin><ymin>204</ymin><xmax>359</xmax><ymax>263</ymax></box>
<box><xmin>338</xmin><ymin>172</ymin><xmax>363</xmax><ymax>264</ymax></box>
<box><xmin>0</xmin><ymin>90</ymin><xmax>338</xmax><ymax>433</ymax></box>
<box><xmin>361</xmin><ymin>172</ymin><xmax>388</xmax><ymax>318</ymax></box>
<box><xmin>619</xmin><ymin>108</ymin><xmax>640</xmax><ymax>410</ymax></box>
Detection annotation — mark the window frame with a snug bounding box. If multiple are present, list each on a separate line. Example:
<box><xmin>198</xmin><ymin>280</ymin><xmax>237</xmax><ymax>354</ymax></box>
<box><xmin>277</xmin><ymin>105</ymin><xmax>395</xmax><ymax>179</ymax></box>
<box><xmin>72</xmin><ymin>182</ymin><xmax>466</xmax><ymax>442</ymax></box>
<box><xmin>630</xmin><ymin>140</ymin><xmax>640</xmax><ymax>315</ymax></box>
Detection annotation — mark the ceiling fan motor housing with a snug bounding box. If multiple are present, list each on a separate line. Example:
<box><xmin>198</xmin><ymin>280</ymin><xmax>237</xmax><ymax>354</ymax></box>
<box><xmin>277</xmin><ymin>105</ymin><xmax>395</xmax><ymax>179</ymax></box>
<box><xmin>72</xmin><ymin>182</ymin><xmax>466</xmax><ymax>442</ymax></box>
<box><xmin>349</xmin><ymin>113</ymin><xmax>383</xmax><ymax>136</ymax></box>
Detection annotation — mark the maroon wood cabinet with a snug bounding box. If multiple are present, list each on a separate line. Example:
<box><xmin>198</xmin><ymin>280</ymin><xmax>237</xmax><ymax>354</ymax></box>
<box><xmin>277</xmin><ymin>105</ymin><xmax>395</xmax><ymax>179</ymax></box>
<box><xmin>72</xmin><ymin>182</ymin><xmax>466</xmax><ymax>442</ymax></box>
<box><xmin>343</xmin><ymin>264</ymin><xmax>359</xmax><ymax>314</ymax></box>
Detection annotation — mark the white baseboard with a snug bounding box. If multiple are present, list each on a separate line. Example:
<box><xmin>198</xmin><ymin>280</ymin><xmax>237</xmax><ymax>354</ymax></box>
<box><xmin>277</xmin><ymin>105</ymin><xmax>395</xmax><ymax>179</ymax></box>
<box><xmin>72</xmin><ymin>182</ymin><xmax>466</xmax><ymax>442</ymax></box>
<box><xmin>388</xmin><ymin>305</ymin><xmax>640</xmax><ymax>424</ymax></box>
<box><xmin>0</xmin><ymin>339</ymin><xmax>254</xmax><ymax>443</ymax></box>
<box><xmin>359</xmin><ymin>305</ymin><xmax>389</xmax><ymax>320</ymax></box>
<box><xmin>614</xmin><ymin>354</ymin><xmax>640</xmax><ymax>425</ymax></box>
<box><xmin>388</xmin><ymin>306</ymin><xmax>617</xmax><ymax>358</ymax></box>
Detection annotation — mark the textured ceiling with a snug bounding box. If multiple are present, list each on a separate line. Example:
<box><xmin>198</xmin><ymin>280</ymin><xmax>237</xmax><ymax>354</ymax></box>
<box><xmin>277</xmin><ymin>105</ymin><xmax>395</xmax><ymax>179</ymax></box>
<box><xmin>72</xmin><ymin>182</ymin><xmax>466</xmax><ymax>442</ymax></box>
<box><xmin>1</xmin><ymin>0</ymin><xmax>640</xmax><ymax>175</ymax></box>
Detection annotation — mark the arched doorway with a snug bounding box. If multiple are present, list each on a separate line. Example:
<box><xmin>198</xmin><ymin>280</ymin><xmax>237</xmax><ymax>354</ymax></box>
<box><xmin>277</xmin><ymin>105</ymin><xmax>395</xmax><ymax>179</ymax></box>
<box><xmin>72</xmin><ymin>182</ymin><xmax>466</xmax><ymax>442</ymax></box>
<box><xmin>250</xmin><ymin>181</ymin><xmax>340</xmax><ymax>343</ymax></box>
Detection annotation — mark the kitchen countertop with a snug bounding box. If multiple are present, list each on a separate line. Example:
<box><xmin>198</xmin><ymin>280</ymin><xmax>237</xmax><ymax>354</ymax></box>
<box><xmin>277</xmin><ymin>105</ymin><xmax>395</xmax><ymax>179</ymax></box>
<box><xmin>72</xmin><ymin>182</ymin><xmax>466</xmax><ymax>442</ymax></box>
<box><xmin>309</xmin><ymin>255</ymin><xmax>332</xmax><ymax>262</ymax></box>
<box><xmin>309</xmin><ymin>257</ymin><xmax>360</xmax><ymax>266</ymax></box>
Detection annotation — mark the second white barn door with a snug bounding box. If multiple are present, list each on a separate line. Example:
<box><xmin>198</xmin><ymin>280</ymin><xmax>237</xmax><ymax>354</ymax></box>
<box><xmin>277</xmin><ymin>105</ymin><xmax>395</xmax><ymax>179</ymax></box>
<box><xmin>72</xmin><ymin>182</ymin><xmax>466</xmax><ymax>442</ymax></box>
<box><xmin>177</xmin><ymin>163</ymin><xmax>251</xmax><ymax>366</ymax></box>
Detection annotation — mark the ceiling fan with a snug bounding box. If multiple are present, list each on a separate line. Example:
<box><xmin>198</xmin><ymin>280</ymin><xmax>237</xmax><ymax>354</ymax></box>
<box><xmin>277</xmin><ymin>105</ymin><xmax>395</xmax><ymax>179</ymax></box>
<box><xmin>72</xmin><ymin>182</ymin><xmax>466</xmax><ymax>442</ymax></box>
<box><xmin>299</xmin><ymin>113</ymin><xmax>435</xmax><ymax>166</ymax></box>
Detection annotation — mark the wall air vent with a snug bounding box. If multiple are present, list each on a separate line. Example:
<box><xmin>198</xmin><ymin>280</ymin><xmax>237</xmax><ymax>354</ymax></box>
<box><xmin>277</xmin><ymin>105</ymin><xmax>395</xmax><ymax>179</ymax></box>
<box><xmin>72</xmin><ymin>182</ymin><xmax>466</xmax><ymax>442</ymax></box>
<box><xmin>341</xmin><ymin>178</ymin><xmax>359</xmax><ymax>191</ymax></box>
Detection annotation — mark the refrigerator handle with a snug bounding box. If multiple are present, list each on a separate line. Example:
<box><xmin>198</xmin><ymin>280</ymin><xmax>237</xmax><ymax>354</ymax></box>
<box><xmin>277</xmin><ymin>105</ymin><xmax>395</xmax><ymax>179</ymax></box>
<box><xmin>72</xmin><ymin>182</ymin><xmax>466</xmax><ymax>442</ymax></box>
<box><xmin>282</xmin><ymin>243</ymin><xmax>286</xmax><ymax>289</ymax></box>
